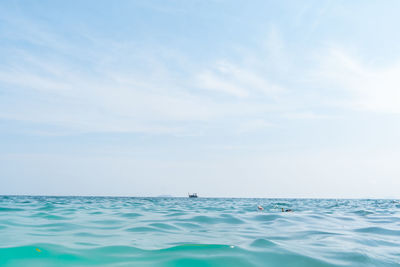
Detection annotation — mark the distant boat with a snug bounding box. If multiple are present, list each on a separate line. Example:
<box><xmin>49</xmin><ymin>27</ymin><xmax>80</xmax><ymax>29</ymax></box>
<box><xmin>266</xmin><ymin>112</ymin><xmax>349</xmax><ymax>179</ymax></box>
<box><xmin>188</xmin><ymin>193</ymin><xmax>198</xmax><ymax>198</ymax></box>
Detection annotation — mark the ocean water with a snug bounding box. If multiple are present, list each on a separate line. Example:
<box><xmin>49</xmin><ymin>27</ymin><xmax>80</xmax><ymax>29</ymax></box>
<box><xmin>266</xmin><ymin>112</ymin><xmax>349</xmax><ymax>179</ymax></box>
<box><xmin>0</xmin><ymin>197</ymin><xmax>400</xmax><ymax>266</ymax></box>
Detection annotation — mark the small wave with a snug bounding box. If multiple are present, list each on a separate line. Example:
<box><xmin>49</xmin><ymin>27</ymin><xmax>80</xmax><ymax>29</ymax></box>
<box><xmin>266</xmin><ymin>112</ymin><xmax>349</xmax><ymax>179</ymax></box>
<box><xmin>164</xmin><ymin>212</ymin><xmax>187</xmax><ymax>217</ymax></box>
<box><xmin>36</xmin><ymin>204</ymin><xmax>56</xmax><ymax>211</ymax></box>
<box><xmin>34</xmin><ymin>222</ymin><xmax>81</xmax><ymax>232</ymax></box>
<box><xmin>336</xmin><ymin>216</ymin><xmax>355</xmax><ymax>221</ymax></box>
<box><xmin>119</xmin><ymin>212</ymin><xmax>142</xmax><ymax>218</ymax></box>
<box><xmin>161</xmin><ymin>243</ymin><xmax>233</xmax><ymax>251</ymax></box>
<box><xmin>1</xmin><ymin>197</ymin><xmax>400</xmax><ymax>266</ymax></box>
<box><xmin>249</xmin><ymin>238</ymin><xmax>276</xmax><ymax>248</ymax></box>
<box><xmin>90</xmin><ymin>219</ymin><xmax>123</xmax><ymax>225</ymax></box>
<box><xmin>0</xmin><ymin>207</ymin><xmax>24</xmax><ymax>212</ymax></box>
<box><xmin>149</xmin><ymin>223</ymin><xmax>180</xmax><ymax>231</ymax></box>
<box><xmin>354</xmin><ymin>226</ymin><xmax>400</xmax><ymax>236</ymax></box>
<box><xmin>89</xmin><ymin>211</ymin><xmax>103</xmax><ymax>215</ymax></box>
<box><xmin>219</xmin><ymin>214</ymin><xmax>245</xmax><ymax>224</ymax></box>
<box><xmin>252</xmin><ymin>214</ymin><xmax>281</xmax><ymax>222</ymax></box>
<box><xmin>274</xmin><ymin>202</ymin><xmax>289</xmax><ymax>206</ymax></box>
<box><xmin>126</xmin><ymin>226</ymin><xmax>159</xmax><ymax>232</ymax></box>
<box><xmin>30</xmin><ymin>212</ymin><xmax>68</xmax><ymax>220</ymax></box>
<box><xmin>352</xmin><ymin>210</ymin><xmax>374</xmax><ymax>216</ymax></box>
<box><xmin>0</xmin><ymin>243</ymin><xmax>338</xmax><ymax>267</ymax></box>
<box><xmin>174</xmin><ymin>222</ymin><xmax>201</xmax><ymax>229</ymax></box>
<box><xmin>189</xmin><ymin>215</ymin><xmax>218</xmax><ymax>224</ymax></box>
<box><xmin>74</xmin><ymin>232</ymin><xmax>114</xmax><ymax>238</ymax></box>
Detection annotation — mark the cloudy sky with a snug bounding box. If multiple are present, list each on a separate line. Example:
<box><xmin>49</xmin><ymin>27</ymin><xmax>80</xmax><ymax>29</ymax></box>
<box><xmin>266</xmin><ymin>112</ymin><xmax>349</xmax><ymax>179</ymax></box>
<box><xmin>1</xmin><ymin>0</ymin><xmax>400</xmax><ymax>197</ymax></box>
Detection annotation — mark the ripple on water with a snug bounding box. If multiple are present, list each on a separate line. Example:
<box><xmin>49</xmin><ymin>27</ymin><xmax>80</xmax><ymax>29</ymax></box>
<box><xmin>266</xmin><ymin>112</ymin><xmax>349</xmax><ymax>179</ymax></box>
<box><xmin>34</xmin><ymin>222</ymin><xmax>81</xmax><ymax>232</ymax></box>
<box><xmin>336</xmin><ymin>216</ymin><xmax>355</xmax><ymax>221</ymax></box>
<box><xmin>91</xmin><ymin>219</ymin><xmax>123</xmax><ymax>225</ymax></box>
<box><xmin>352</xmin><ymin>210</ymin><xmax>374</xmax><ymax>216</ymax></box>
<box><xmin>0</xmin><ymin>207</ymin><xmax>24</xmax><ymax>212</ymax></box>
<box><xmin>120</xmin><ymin>212</ymin><xmax>142</xmax><ymax>218</ymax></box>
<box><xmin>89</xmin><ymin>211</ymin><xmax>103</xmax><ymax>215</ymax></box>
<box><xmin>188</xmin><ymin>215</ymin><xmax>218</xmax><ymax>224</ymax></box>
<box><xmin>1</xmin><ymin>197</ymin><xmax>400</xmax><ymax>266</ymax></box>
<box><xmin>74</xmin><ymin>232</ymin><xmax>115</xmax><ymax>238</ymax></box>
<box><xmin>174</xmin><ymin>222</ymin><xmax>201</xmax><ymax>229</ymax></box>
<box><xmin>252</xmin><ymin>214</ymin><xmax>281</xmax><ymax>222</ymax></box>
<box><xmin>219</xmin><ymin>214</ymin><xmax>245</xmax><ymax>224</ymax></box>
<box><xmin>249</xmin><ymin>238</ymin><xmax>277</xmax><ymax>248</ymax></box>
<box><xmin>165</xmin><ymin>212</ymin><xmax>187</xmax><ymax>217</ymax></box>
<box><xmin>30</xmin><ymin>212</ymin><xmax>68</xmax><ymax>220</ymax></box>
<box><xmin>354</xmin><ymin>226</ymin><xmax>400</xmax><ymax>236</ymax></box>
<box><xmin>149</xmin><ymin>223</ymin><xmax>180</xmax><ymax>231</ymax></box>
<box><xmin>126</xmin><ymin>226</ymin><xmax>159</xmax><ymax>232</ymax></box>
<box><xmin>37</xmin><ymin>204</ymin><xmax>56</xmax><ymax>211</ymax></box>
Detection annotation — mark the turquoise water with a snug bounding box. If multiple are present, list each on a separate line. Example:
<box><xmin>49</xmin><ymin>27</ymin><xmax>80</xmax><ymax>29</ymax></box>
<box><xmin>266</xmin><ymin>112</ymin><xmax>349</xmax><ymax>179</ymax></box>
<box><xmin>1</xmin><ymin>196</ymin><xmax>400</xmax><ymax>266</ymax></box>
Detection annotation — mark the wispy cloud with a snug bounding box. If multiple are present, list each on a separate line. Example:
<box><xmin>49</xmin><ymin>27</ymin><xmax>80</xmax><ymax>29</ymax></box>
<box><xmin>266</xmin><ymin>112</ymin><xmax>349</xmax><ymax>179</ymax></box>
<box><xmin>2</xmin><ymin>10</ymin><xmax>399</xmax><ymax>138</ymax></box>
<box><xmin>2</xmin><ymin>1</ymin><xmax>400</xmax><ymax>197</ymax></box>
<box><xmin>282</xmin><ymin>112</ymin><xmax>332</xmax><ymax>120</ymax></box>
<box><xmin>313</xmin><ymin>47</ymin><xmax>400</xmax><ymax>113</ymax></box>
<box><xmin>0</xmin><ymin>16</ymin><xmax>289</xmax><ymax>135</ymax></box>
<box><xmin>197</xmin><ymin>60</ymin><xmax>284</xmax><ymax>98</ymax></box>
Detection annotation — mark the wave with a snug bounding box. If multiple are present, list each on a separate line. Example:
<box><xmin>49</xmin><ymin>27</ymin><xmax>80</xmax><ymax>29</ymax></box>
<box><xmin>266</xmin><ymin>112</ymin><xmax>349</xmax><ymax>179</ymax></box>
<box><xmin>0</xmin><ymin>243</ymin><xmax>343</xmax><ymax>267</ymax></box>
<box><xmin>1</xmin><ymin>197</ymin><xmax>400</xmax><ymax>266</ymax></box>
<box><xmin>3</xmin><ymin>242</ymin><xmax>396</xmax><ymax>267</ymax></box>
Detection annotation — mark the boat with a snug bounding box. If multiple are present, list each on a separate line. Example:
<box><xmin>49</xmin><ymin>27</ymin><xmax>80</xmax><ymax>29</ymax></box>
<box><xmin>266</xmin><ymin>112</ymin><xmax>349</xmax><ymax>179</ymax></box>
<box><xmin>188</xmin><ymin>193</ymin><xmax>198</xmax><ymax>198</ymax></box>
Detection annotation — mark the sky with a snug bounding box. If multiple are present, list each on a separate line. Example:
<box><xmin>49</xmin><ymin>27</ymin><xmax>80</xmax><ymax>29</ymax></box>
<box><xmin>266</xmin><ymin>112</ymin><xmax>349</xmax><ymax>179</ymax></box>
<box><xmin>1</xmin><ymin>0</ymin><xmax>400</xmax><ymax>198</ymax></box>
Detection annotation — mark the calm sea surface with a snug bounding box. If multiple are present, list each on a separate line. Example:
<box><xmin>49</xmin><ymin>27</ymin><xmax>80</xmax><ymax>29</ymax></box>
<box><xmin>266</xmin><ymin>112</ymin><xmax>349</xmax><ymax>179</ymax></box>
<box><xmin>0</xmin><ymin>196</ymin><xmax>399</xmax><ymax>266</ymax></box>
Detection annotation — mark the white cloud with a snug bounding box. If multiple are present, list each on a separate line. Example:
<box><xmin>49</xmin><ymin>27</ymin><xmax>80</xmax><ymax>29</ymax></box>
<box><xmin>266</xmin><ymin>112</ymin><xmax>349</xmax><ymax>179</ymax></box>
<box><xmin>3</xmin><ymin>13</ymin><xmax>399</xmax><ymax>139</ymax></box>
<box><xmin>0</xmin><ymin>45</ymin><xmax>282</xmax><ymax>135</ymax></box>
<box><xmin>0</xmin><ymin>18</ymin><xmax>288</xmax><ymax>135</ymax></box>
<box><xmin>197</xmin><ymin>60</ymin><xmax>284</xmax><ymax>98</ymax></box>
<box><xmin>282</xmin><ymin>112</ymin><xmax>332</xmax><ymax>120</ymax></box>
<box><xmin>197</xmin><ymin>70</ymin><xmax>249</xmax><ymax>97</ymax></box>
<box><xmin>314</xmin><ymin>48</ymin><xmax>400</xmax><ymax>113</ymax></box>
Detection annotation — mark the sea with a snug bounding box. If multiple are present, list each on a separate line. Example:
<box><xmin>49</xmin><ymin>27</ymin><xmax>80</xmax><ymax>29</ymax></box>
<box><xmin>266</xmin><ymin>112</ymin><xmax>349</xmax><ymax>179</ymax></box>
<box><xmin>0</xmin><ymin>196</ymin><xmax>399</xmax><ymax>266</ymax></box>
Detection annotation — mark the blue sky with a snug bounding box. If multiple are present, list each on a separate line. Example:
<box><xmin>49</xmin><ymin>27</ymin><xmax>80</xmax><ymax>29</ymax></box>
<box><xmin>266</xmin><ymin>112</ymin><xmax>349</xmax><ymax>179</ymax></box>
<box><xmin>1</xmin><ymin>0</ymin><xmax>400</xmax><ymax>197</ymax></box>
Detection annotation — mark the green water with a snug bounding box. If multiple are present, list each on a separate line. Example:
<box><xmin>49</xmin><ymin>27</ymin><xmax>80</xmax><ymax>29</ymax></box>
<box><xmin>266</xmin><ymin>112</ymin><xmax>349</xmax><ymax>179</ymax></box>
<box><xmin>1</xmin><ymin>196</ymin><xmax>399</xmax><ymax>266</ymax></box>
